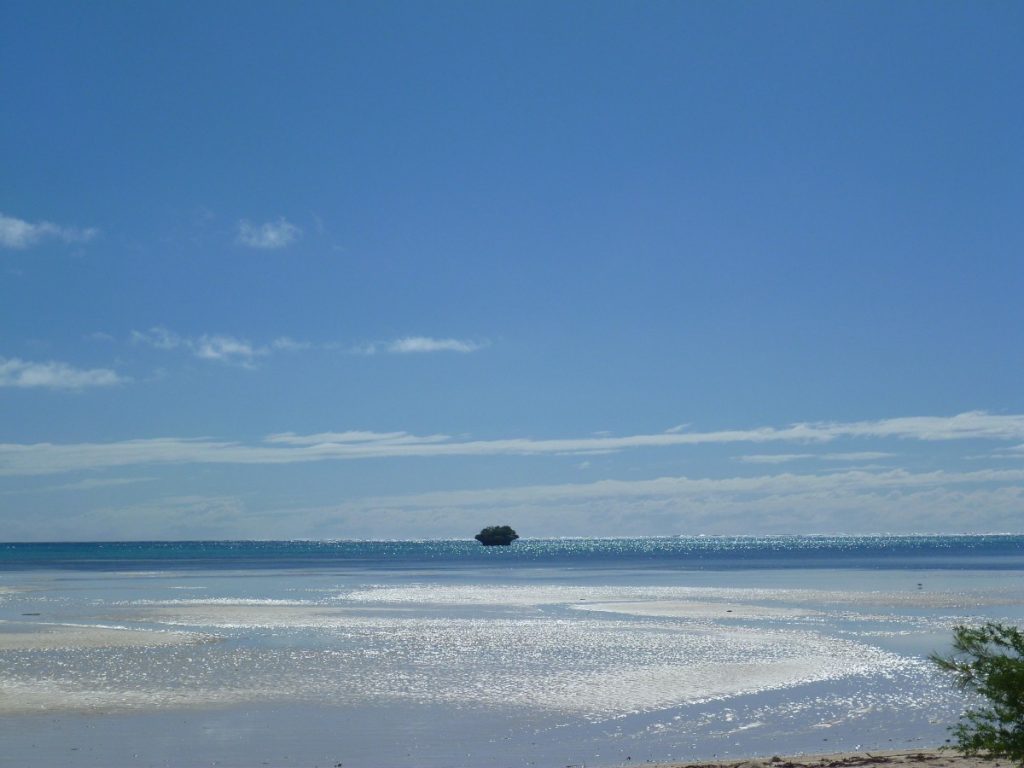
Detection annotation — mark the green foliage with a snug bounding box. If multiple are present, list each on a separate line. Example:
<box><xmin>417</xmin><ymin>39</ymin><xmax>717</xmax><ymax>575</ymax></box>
<box><xmin>474</xmin><ymin>525</ymin><xmax>519</xmax><ymax>546</ymax></box>
<box><xmin>931</xmin><ymin>622</ymin><xmax>1024</xmax><ymax>763</ymax></box>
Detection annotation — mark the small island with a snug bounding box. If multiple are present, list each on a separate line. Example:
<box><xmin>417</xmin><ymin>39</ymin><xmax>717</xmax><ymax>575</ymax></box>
<box><xmin>474</xmin><ymin>525</ymin><xmax>519</xmax><ymax>546</ymax></box>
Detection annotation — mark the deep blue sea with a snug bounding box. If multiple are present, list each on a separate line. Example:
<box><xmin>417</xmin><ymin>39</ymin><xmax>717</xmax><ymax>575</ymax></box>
<box><xmin>1</xmin><ymin>535</ymin><xmax>1022</xmax><ymax>768</ymax></box>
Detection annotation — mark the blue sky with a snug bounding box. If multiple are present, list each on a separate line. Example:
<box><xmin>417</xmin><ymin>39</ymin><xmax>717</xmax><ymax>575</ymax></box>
<box><xmin>2</xmin><ymin>2</ymin><xmax>1022</xmax><ymax>540</ymax></box>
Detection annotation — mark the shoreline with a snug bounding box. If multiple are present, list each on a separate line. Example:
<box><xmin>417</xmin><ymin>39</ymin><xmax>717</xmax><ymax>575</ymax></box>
<box><xmin>653</xmin><ymin>750</ymin><xmax>1007</xmax><ymax>768</ymax></box>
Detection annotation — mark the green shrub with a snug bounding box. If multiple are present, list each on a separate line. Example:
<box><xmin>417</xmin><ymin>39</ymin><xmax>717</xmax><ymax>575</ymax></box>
<box><xmin>931</xmin><ymin>622</ymin><xmax>1024</xmax><ymax>763</ymax></box>
<box><xmin>474</xmin><ymin>525</ymin><xmax>519</xmax><ymax>546</ymax></box>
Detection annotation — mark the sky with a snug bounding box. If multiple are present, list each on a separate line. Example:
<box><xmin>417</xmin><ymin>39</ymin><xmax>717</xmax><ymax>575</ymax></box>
<box><xmin>1</xmin><ymin>1</ymin><xmax>1022</xmax><ymax>540</ymax></box>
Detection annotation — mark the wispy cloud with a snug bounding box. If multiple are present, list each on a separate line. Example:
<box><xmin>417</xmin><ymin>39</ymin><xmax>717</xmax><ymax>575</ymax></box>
<box><xmin>0</xmin><ymin>357</ymin><xmax>126</xmax><ymax>390</ymax></box>
<box><xmin>237</xmin><ymin>218</ymin><xmax>301</xmax><ymax>249</ymax></box>
<box><xmin>131</xmin><ymin>326</ymin><xmax>302</xmax><ymax>367</ymax></box>
<box><xmin>49</xmin><ymin>495</ymin><xmax>249</xmax><ymax>541</ymax></box>
<box><xmin>356</xmin><ymin>337</ymin><xmax>486</xmax><ymax>355</ymax></box>
<box><xmin>20</xmin><ymin>469</ymin><xmax>1022</xmax><ymax>540</ymax></box>
<box><xmin>264</xmin><ymin>430</ymin><xmax>451</xmax><ymax>446</ymax></box>
<box><xmin>131</xmin><ymin>326</ymin><xmax>185</xmax><ymax>350</ymax></box>
<box><xmin>194</xmin><ymin>335</ymin><xmax>263</xmax><ymax>366</ymax></box>
<box><xmin>737</xmin><ymin>451</ymin><xmax>895</xmax><ymax>465</ymax></box>
<box><xmin>309</xmin><ymin>467</ymin><xmax>1024</xmax><ymax>538</ymax></box>
<box><xmin>271</xmin><ymin>336</ymin><xmax>312</xmax><ymax>352</ymax></box>
<box><xmin>335</xmin><ymin>466</ymin><xmax>1024</xmax><ymax>511</ymax></box>
<box><xmin>819</xmin><ymin>413</ymin><xmax>1024</xmax><ymax>442</ymax></box>
<box><xmin>737</xmin><ymin>454</ymin><xmax>814</xmax><ymax>464</ymax></box>
<box><xmin>0</xmin><ymin>212</ymin><xmax>98</xmax><ymax>249</ymax></box>
<box><xmin>819</xmin><ymin>451</ymin><xmax>895</xmax><ymax>462</ymax></box>
<box><xmin>388</xmin><ymin>337</ymin><xmax>484</xmax><ymax>353</ymax></box>
<box><xmin>2</xmin><ymin>476</ymin><xmax>154</xmax><ymax>495</ymax></box>
<box><xmin>1</xmin><ymin>412</ymin><xmax>1023</xmax><ymax>476</ymax></box>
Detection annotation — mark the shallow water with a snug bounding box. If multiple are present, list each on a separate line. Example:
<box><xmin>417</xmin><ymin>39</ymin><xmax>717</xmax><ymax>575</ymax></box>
<box><xmin>0</xmin><ymin>538</ymin><xmax>1022</xmax><ymax>767</ymax></box>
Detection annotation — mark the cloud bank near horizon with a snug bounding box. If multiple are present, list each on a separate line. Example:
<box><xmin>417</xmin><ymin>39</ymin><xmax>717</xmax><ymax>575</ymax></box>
<box><xmin>18</xmin><ymin>466</ymin><xmax>1023</xmax><ymax>541</ymax></box>
<box><xmin>4</xmin><ymin>412</ymin><xmax>1022</xmax><ymax>539</ymax></box>
<box><xmin>2</xmin><ymin>411</ymin><xmax>1024</xmax><ymax>476</ymax></box>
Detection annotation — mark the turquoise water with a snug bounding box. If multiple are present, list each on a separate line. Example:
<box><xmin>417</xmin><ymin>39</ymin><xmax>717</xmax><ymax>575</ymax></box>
<box><xmin>2</xmin><ymin>534</ymin><xmax>1022</xmax><ymax>570</ymax></box>
<box><xmin>0</xmin><ymin>536</ymin><xmax>1021</xmax><ymax>767</ymax></box>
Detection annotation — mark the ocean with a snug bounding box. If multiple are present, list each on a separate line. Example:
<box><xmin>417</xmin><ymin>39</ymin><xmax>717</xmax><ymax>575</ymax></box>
<box><xmin>0</xmin><ymin>535</ymin><xmax>1021</xmax><ymax>768</ymax></box>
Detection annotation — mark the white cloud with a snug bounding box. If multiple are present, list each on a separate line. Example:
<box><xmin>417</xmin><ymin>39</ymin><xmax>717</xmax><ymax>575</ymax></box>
<box><xmin>271</xmin><ymin>336</ymin><xmax>312</xmax><ymax>352</ymax></box>
<box><xmin>131</xmin><ymin>326</ymin><xmax>184</xmax><ymax>350</ymax></box>
<box><xmin>130</xmin><ymin>327</ymin><xmax>303</xmax><ymax>370</ymax></box>
<box><xmin>13</xmin><ymin>469</ymin><xmax>1022</xmax><ymax>540</ymax></box>
<box><xmin>265</xmin><ymin>430</ymin><xmax>450</xmax><ymax>446</ymax></box>
<box><xmin>194</xmin><ymin>334</ymin><xmax>263</xmax><ymax>365</ymax></box>
<box><xmin>43</xmin><ymin>495</ymin><xmax>249</xmax><ymax>541</ymax></box>
<box><xmin>816</xmin><ymin>412</ymin><xmax>1024</xmax><ymax>442</ymax></box>
<box><xmin>131</xmin><ymin>327</ymin><xmax>311</xmax><ymax>366</ymax></box>
<box><xmin>737</xmin><ymin>451</ymin><xmax>895</xmax><ymax>465</ymax></box>
<box><xmin>237</xmin><ymin>218</ymin><xmax>301</xmax><ymax>249</ymax></box>
<box><xmin>331</xmin><ymin>466</ymin><xmax>1024</xmax><ymax>512</ymax></box>
<box><xmin>386</xmin><ymin>337</ymin><xmax>484</xmax><ymax>354</ymax></box>
<box><xmin>0</xmin><ymin>357</ymin><xmax>126</xmax><ymax>390</ymax></box>
<box><xmin>350</xmin><ymin>342</ymin><xmax>379</xmax><ymax>355</ymax></box>
<box><xmin>2</xmin><ymin>477</ymin><xmax>154</xmax><ymax>495</ymax></box>
<box><xmin>819</xmin><ymin>451</ymin><xmax>895</xmax><ymax>462</ymax></box>
<box><xmin>0</xmin><ymin>212</ymin><xmax>98</xmax><ymax>249</ymax></box>
<box><xmin>355</xmin><ymin>337</ymin><xmax>486</xmax><ymax>355</ymax></box>
<box><xmin>3</xmin><ymin>412</ymin><xmax>1024</xmax><ymax>476</ymax></box>
<box><xmin>269</xmin><ymin>468</ymin><xmax>1024</xmax><ymax>539</ymax></box>
<box><xmin>737</xmin><ymin>454</ymin><xmax>814</xmax><ymax>464</ymax></box>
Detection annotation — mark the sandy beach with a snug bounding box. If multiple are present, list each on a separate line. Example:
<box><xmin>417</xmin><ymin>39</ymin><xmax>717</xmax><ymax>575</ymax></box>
<box><xmin>657</xmin><ymin>750</ymin><xmax>1006</xmax><ymax>768</ymax></box>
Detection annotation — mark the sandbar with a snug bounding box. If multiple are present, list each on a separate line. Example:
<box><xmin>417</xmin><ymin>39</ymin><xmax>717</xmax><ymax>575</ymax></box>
<box><xmin>0</xmin><ymin>621</ymin><xmax>213</xmax><ymax>650</ymax></box>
